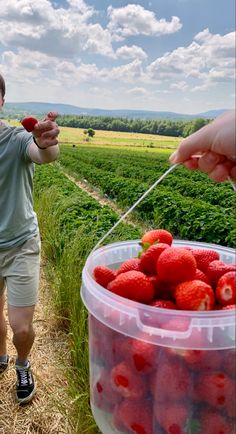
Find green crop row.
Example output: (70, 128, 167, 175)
(59, 145, 235, 209)
(58, 146, 235, 247)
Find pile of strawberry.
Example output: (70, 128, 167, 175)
(90, 229, 236, 434)
(90, 316, 235, 434)
(93, 228, 236, 311)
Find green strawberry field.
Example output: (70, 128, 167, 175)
(33, 131, 235, 433)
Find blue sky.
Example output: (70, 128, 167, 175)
(0, 0, 235, 113)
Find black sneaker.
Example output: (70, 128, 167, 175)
(0, 355, 9, 376)
(15, 362, 36, 404)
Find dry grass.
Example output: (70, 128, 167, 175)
(0, 263, 75, 434)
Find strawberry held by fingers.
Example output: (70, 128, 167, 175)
(21, 116, 38, 132)
(45, 111, 58, 121)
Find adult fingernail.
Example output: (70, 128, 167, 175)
(169, 151, 179, 163)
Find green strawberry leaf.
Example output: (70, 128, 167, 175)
(138, 241, 150, 252)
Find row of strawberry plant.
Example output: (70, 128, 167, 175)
(59, 145, 235, 208)
(34, 164, 142, 248)
(58, 149, 235, 247)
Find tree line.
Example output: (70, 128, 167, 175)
(57, 115, 211, 137)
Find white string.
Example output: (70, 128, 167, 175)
(92, 163, 179, 252)
(228, 176, 236, 192)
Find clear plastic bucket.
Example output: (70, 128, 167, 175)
(81, 240, 236, 434)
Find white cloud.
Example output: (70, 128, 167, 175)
(0, 0, 115, 58)
(146, 29, 235, 87)
(107, 4, 182, 38)
(116, 45, 147, 60)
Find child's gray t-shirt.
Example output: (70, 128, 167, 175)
(0, 123, 39, 249)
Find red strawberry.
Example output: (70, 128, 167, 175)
(157, 247, 197, 284)
(191, 248, 220, 272)
(140, 243, 170, 275)
(222, 349, 236, 379)
(198, 409, 233, 434)
(21, 116, 38, 132)
(46, 111, 58, 120)
(117, 258, 141, 275)
(141, 229, 173, 247)
(150, 299, 176, 309)
(111, 361, 147, 400)
(109, 271, 155, 304)
(216, 271, 236, 306)
(113, 399, 153, 434)
(195, 371, 234, 410)
(148, 275, 175, 300)
(175, 280, 215, 310)
(129, 338, 157, 374)
(153, 358, 191, 402)
(93, 265, 116, 288)
(163, 318, 209, 367)
(222, 304, 236, 310)
(155, 402, 189, 434)
(207, 260, 236, 288)
(92, 369, 122, 412)
(195, 268, 211, 284)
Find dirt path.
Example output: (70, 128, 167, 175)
(0, 260, 74, 434)
(59, 166, 148, 232)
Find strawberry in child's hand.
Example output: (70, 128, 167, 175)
(93, 265, 116, 289)
(157, 247, 197, 284)
(141, 228, 173, 247)
(139, 243, 170, 275)
(216, 271, 236, 306)
(46, 111, 58, 121)
(191, 248, 220, 273)
(117, 258, 141, 275)
(207, 260, 236, 288)
(113, 399, 153, 434)
(109, 270, 155, 304)
(175, 280, 215, 310)
(21, 116, 38, 132)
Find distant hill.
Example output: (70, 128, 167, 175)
(2, 101, 228, 120)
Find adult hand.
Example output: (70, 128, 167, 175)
(169, 110, 236, 182)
